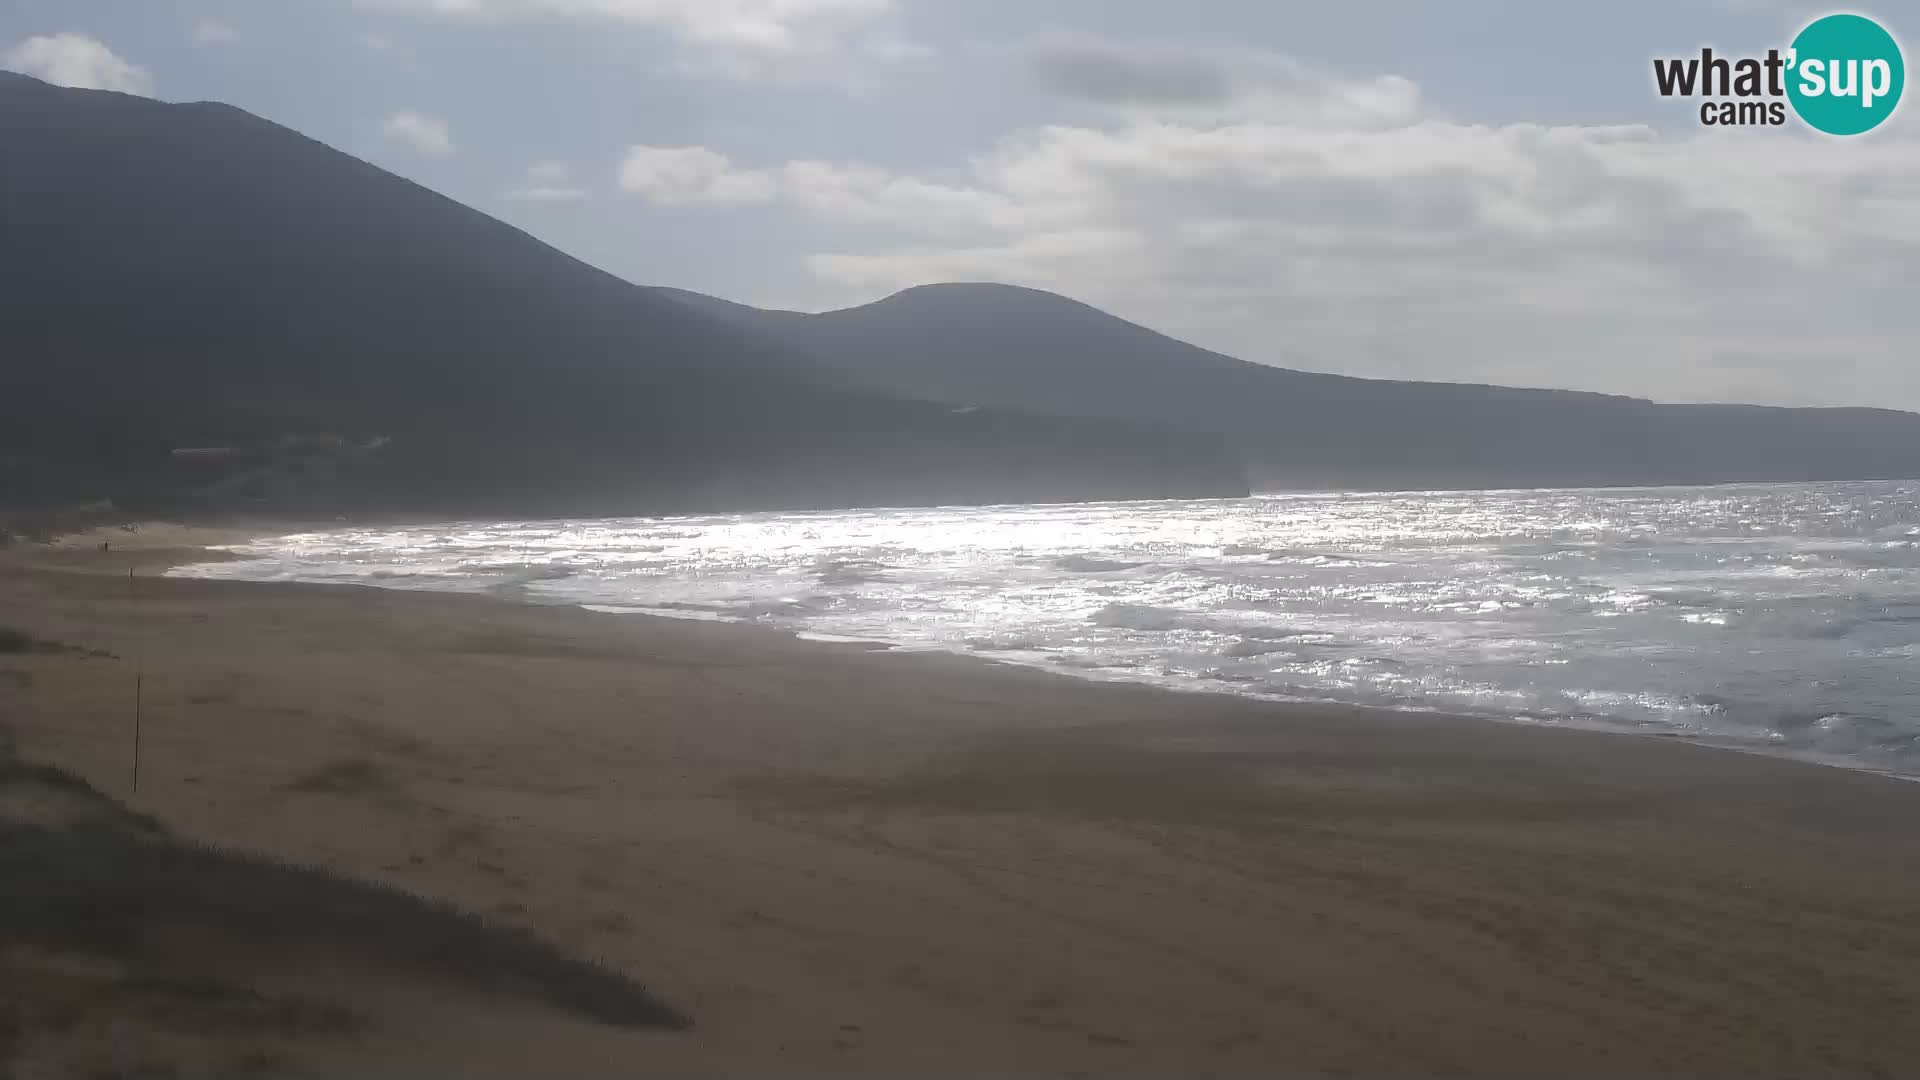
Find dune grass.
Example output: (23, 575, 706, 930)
(0, 755, 687, 1035)
(0, 626, 115, 658)
(0, 627, 61, 654)
(286, 757, 394, 794)
(0, 757, 166, 835)
(0, 824, 688, 1030)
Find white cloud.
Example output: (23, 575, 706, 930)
(357, 0, 890, 52)
(381, 110, 453, 156)
(355, 0, 917, 82)
(629, 36, 1920, 408)
(1022, 33, 1230, 107)
(781, 161, 1027, 231)
(505, 160, 588, 201)
(617, 145, 776, 205)
(506, 187, 588, 202)
(2, 33, 153, 95)
(860, 33, 932, 64)
(192, 17, 238, 45)
(1020, 34, 1420, 128)
(619, 150, 1021, 227)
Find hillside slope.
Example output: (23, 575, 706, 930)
(658, 282, 1920, 490)
(0, 74, 1245, 514)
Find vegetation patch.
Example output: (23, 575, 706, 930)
(0, 758, 165, 836)
(286, 758, 394, 795)
(0, 627, 116, 659)
(0, 823, 687, 1030)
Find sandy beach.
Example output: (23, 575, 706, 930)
(7, 527, 1920, 1078)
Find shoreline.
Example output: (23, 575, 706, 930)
(572, 602, 1920, 785)
(9, 530, 1920, 1075)
(152, 524, 1920, 787)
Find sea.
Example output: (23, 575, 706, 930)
(170, 480, 1920, 778)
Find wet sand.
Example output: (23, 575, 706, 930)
(5, 528, 1920, 1077)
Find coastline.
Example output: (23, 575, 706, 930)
(160, 520, 1920, 784)
(7, 530, 1920, 1076)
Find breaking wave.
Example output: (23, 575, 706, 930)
(175, 480, 1920, 777)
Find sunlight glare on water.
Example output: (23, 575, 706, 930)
(173, 481, 1920, 776)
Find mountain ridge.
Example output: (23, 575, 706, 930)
(663, 281, 1671, 405)
(0, 74, 1247, 514)
(655, 283, 1920, 490)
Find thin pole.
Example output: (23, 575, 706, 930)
(129, 565, 142, 796)
(132, 670, 143, 795)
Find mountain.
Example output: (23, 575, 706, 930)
(657, 282, 1920, 491)
(0, 72, 1245, 516)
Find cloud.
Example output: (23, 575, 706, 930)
(356, 0, 917, 82)
(504, 160, 587, 201)
(618, 149, 1025, 228)
(780, 161, 1026, 231)
(859, 33, 932, 64)
(357, 0, 891, 52)
(617, 145, 776, 205)
(1020, 35, 1419, 127)
(1023, 33, 1229, 106)
(2, 33, 153, 95)
(192, 17, 238, 45)
(630, 37, 1920, 408)
(381, 110, 453, 156)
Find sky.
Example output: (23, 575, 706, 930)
(4, 0, 1917, 410)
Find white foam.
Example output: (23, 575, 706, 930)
(169, 479, 1920, 777)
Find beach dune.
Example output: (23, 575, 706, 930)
(5, 532, 1920, 1077)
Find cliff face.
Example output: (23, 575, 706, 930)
(0, 73, 1246, 516)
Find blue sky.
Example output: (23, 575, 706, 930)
(6, 1, 1918, 410)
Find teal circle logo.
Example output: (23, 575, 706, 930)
(1787, 14, 1905, 135)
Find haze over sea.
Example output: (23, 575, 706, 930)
(174, 481, 1920, 777)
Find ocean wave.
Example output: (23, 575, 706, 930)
(1217, 619, 1333, 638)
(1197, 670, 1266, 684)
(168, 479, 1920, 778)
(485, 564, 579, 591)
(1643, 588, 1723, 608)
(1864, 602, 1920, 625)
(813, 559, 891, 586)
(1788, 541, 1920, 570)
(1222, 640, 1299, 658)
(1088, 603, 1187, 631)
(1055, 555, 1146, 573)
(1049, 655, 1142, 670)
(963, 636, 1055, 652)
